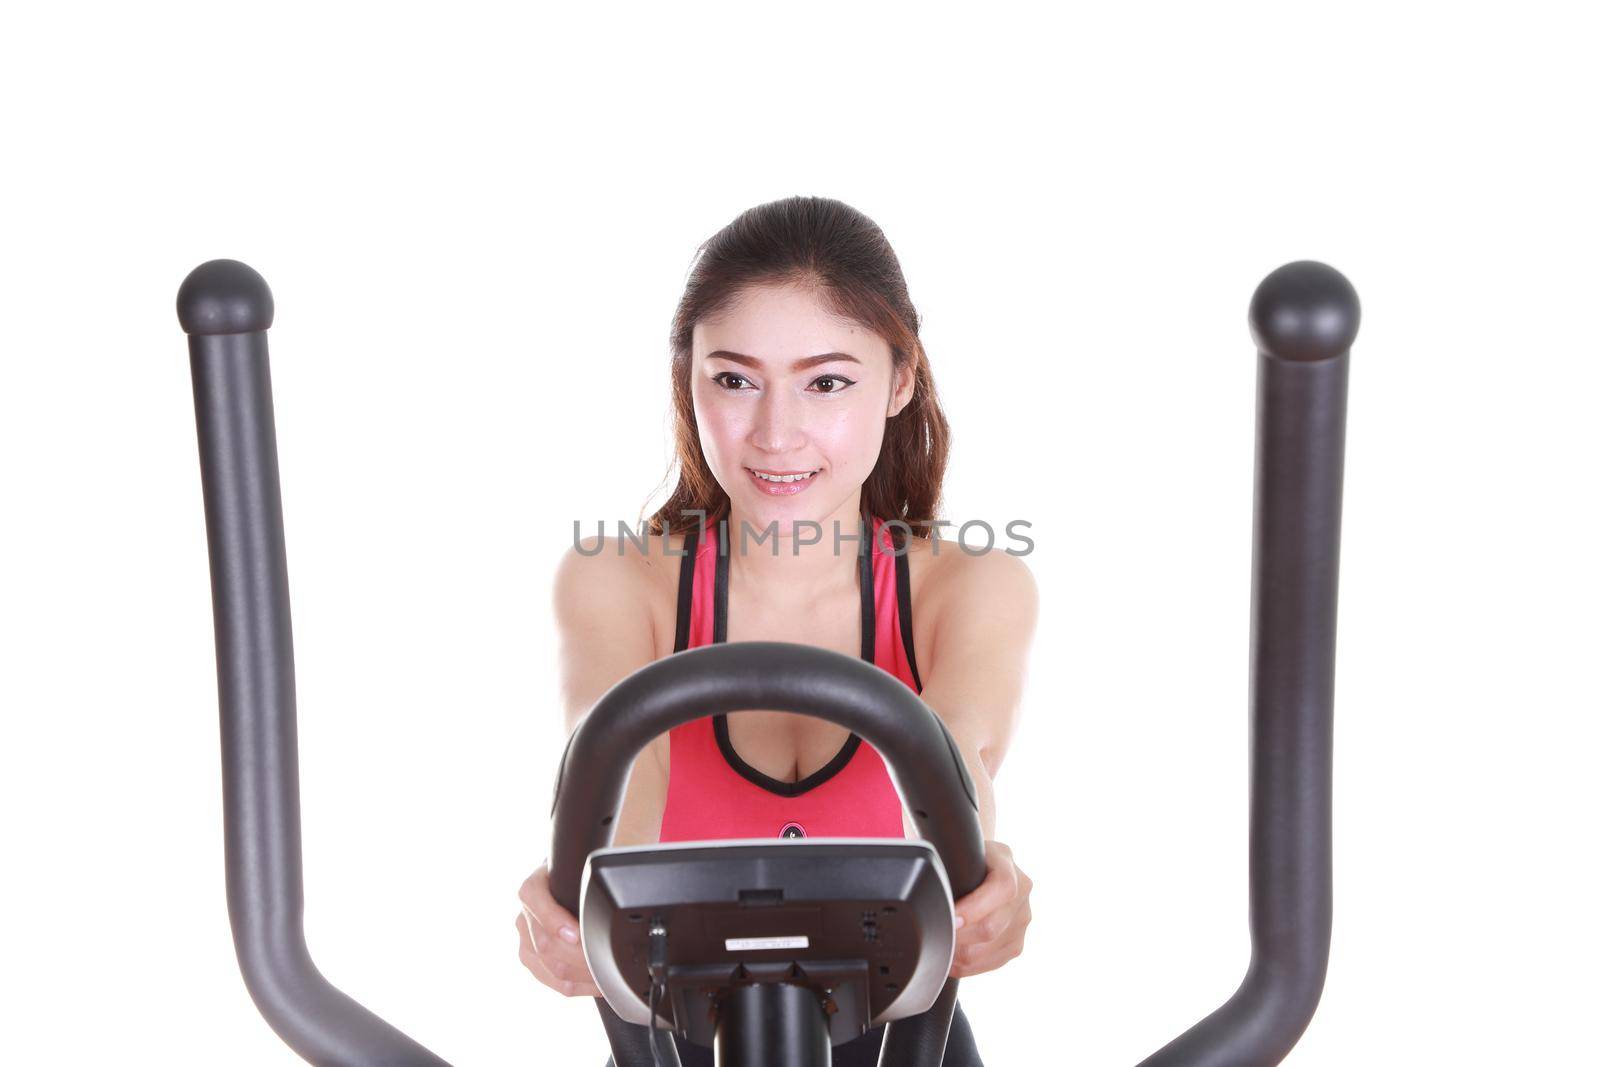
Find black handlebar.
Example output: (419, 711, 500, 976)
(181, 259, 451, 1066)
(1137, 261, 1357, 1066)
(548, 640, 988, 909)
(548, 640, 989, 1067)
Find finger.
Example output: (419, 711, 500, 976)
(518, 870, 581, 945)
(957, 863, 1022, 944)
(519, 939, 589, 996)
(955, 845, 1023, 926)
(517, 868, 545, 907)
(956, 894, 1019, 955)
(958, 905, 1015, 949)
(953, 856, 1018, 929)
(954, 881, 1017, 944)
(951, 900, 1030, 978)
(961, 910, 1027, 963)
(517, 916, 601, 997)
(518, 910, 595, 987)
(516, 913, 567, 989)
(516, 910, 534, 952)
(516, 909, 552, 960)
(970, 865, 1030, 948)
(951, 923, 1027, 978)
(517, 869, 558, 919)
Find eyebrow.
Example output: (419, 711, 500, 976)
(706, 350, 862, 370)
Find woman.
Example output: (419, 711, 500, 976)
(516, 195, 1038, 1065)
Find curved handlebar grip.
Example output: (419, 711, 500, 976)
(547, 640, 988, 908)
(1138, 261, 1358, 1067)
(183, 261, 452, 1066)
(548, 641, 989, 1067)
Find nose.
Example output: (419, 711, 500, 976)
(750, 388, 806, 454)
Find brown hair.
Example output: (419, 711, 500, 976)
(641, 195, 950, 540)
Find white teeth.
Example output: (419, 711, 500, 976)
(751, 469, 817, 483)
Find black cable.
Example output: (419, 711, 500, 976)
(647, 980, 664, 1067)
(647, 921, 670, 1067)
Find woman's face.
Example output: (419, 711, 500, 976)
(691, 282, 913, 538)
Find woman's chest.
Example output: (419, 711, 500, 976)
(719, 591, 866, 782)
(642, 538, 942, 783)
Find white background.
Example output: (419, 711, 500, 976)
(3, 2, 1597, 1063)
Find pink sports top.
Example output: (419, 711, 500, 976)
(656, 509, 924, 843)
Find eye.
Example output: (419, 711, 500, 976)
(811, 374, 856, 394)
(712, 371, 754, 391)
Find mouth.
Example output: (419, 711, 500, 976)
(745, 467, 821, 484)
(744, 466, 822, 495)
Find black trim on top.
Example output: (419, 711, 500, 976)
(712, 717, 864, 798)
(706, 510, 876, 798)
(857, 515, 876, 661)
(672, 522, 699, 654)
(713, 515, 729, 644)
(891, 524, 924, 693)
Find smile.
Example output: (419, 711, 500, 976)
(747, 468, 819, 483)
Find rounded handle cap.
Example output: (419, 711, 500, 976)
(177, 259, 274, 336)
(1249, 260, 1360, 362)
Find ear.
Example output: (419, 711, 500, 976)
(887, 362, 916, 418)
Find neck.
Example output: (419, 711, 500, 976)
(722, 492, 872, 605)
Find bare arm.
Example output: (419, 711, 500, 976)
(913, 546, 1040, 978)
(917, 546, 1039, 835)
(552, 535, 669, 845)
(517, 535, 669, 999)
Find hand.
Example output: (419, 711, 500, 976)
(949, 839, 1032, 979)
(516, 863, 602, 998)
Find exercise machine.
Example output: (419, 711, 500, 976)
(178, 258, 1358, 1065)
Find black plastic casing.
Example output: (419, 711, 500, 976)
(581, 840, 956, 1048)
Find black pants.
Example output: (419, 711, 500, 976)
(605, 1001, 983, 1066)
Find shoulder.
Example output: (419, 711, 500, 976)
(554, 532, 638, 598)
(552, 533, 690, 764)
(916, 538, 1040, 651)
(552, 529, 691, 640)
(554, 528, 692, 596)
